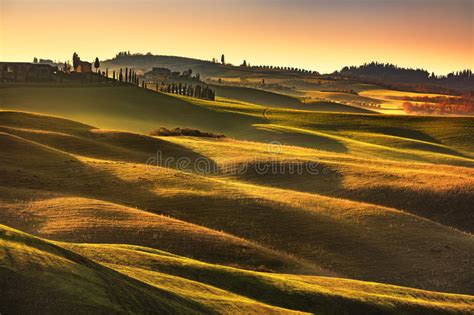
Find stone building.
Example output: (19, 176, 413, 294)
(75, 61, 92, 73)
(0, 62, 57, 82)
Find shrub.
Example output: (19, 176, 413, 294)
(149, 127, 225, 138)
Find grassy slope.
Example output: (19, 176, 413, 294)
(0, 111, 473, 296)
(212, 84, 374, 113)
(0, 225, 291, 314)
(2, 86, 473, 165)
(2, 224, 473, 314)
(358, 89, 458, 114)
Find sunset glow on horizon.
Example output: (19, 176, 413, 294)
(1, 0, 472, 75)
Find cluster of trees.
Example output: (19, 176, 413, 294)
(149, 127, 224, 138)
(112, 67, 140, 85)
(211, 55, 316, 74)
(339, 62, 431, 81)
(445, 69, 473, 80)
(402, 96, 474, 115)
(116, 51, 132, 57)
(337, 63, 474, 96)
(115, 51, 156, 58)
(211, 54, 227, 65)
(249, 64, 317, 74)
(160, 83, 215, 101)
(337, 62, 474, 93)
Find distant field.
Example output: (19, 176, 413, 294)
(212, 84, 374, 113)
(2, 86, 473, 166)
(306, 90, 382, 111)
(358, 89, 456, 114)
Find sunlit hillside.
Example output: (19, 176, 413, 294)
(0, 109, 473, 299)
(1, 83, 473, 314)
(3, 224, 474, 314)
(2, 0, 472, 313)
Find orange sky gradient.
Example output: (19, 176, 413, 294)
(1, 0, 472, 74)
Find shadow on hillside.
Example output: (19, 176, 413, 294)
(0, 125, 221, 175)
(369, 127, 471, 159)
(230, 156, 474, 233)
(0, 132, 392, 279)
(0, 111, 95, 134)
(86, 130, 222, 174)
(2, 130, 473, 294)
(304, 101, 376, 114)
(338, 186, 474, 233)
(372, 127, 442, 144)
(248, 126, 348, 153)
(212, 85, 302, 108)
(0, 229, 214, 314)
(224, 160, 344, 197)
(0, 86, 266, 137)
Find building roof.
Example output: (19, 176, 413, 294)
(1, 62, 57, 72)
(0, 62, 54, 68)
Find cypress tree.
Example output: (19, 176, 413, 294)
(94, 57, 100, 72)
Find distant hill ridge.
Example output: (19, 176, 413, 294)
(337, 62, 474, 93)
(101, 52, 319, 78)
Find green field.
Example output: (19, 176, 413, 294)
(211, 84, 376, 113)
(2, 86, 473, 164)
(1, 85, 473, 313)
(3, 224, 473, 314)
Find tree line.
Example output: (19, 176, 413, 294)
(106, 66, 216, 101)
(159, 83, 215, 101)
(403, 96, 474, 115)
(110, 67, 140, 85)
(338, 62, 473, 83)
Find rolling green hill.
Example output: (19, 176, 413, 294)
(211, 84, 375, 113)
(2, 86, 473, 166)
(2, 224, 474, 314)
(0, 84, 473, 313)
(0, 110, 473, 298)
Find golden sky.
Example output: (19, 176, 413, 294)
(1, 0, 472, 74)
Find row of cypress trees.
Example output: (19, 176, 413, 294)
(159, 83, 215, 101)
(107, 68, 215, 101)
(110, 67, 139, 85)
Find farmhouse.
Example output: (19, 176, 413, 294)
(151, 67, 171, 76)
(75, 61, 92, 73)
(0, 62, 57, 82)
